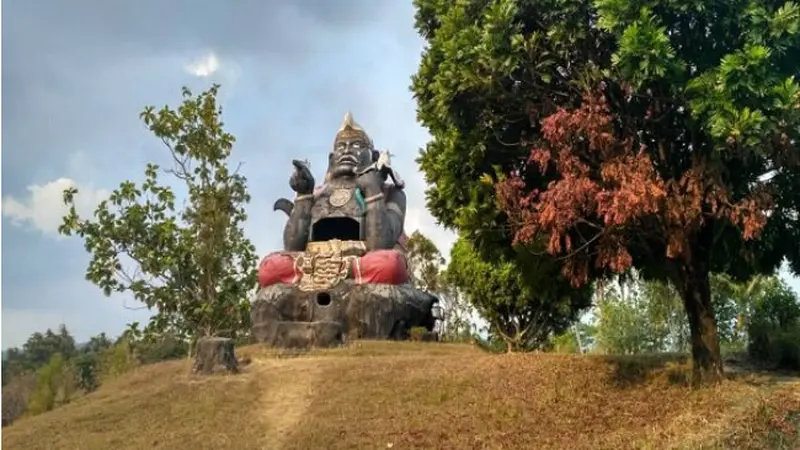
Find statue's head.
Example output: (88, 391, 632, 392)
(328, 112, 376, 179)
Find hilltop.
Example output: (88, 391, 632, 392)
(2, 341, 799, 450)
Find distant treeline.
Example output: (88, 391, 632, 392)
(1, 325, 191, 427)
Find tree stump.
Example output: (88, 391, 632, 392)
(192, 337, 239, 375)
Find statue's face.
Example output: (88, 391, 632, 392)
(329, 138, 372, 178)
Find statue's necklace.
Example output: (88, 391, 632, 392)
(328, 188, 353, 207)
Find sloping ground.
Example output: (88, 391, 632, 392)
(3, 342, 799, 450)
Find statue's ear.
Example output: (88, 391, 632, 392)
(328, 152, 334, 165)
(371, 149, 380, 162)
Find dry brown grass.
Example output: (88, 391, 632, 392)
(3, 341, 798, 450)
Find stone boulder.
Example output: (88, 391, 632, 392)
(251, 281, 437, 349)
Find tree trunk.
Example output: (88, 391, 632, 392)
(673, 262, 724, 385)
(192, 337, 239, 375)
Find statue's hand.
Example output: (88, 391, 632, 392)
(289, 159, 315, 195)
(356, 167, 385, 197)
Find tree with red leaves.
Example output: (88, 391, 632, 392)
(412, 0, 800, 383)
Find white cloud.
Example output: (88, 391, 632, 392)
(184, 52, 220, 77)
(2, 178, 110, 235)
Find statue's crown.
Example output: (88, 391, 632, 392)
(334, 112, 373, 148)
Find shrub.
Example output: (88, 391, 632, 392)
(409, 327, 429, 342)
(27, 353, 71, 415)
(135, 333, 189, 365)
(551, 331, 580, 353)
(770, 324, 800, 370)
(72, 353, 100, 392)
(747, 281, 800, 370)
(99, 341, 136, 381)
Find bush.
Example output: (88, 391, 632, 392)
(747, 280, 800, 370)
(72, 353, 100, 392)
(27, 353, 72, 416)
(775, 326, 800, 370)
(135, 333, 189, 365)
(749, 322, 800, 370)
(551, 331, 580, 353)
(99, 341, 136, 381)
(473, 336, 507, 354)
(409, 327, 429, 342)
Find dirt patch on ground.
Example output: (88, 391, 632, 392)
(253, 357, 326, 450)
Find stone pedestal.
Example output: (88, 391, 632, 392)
(251, 281, 437, 349)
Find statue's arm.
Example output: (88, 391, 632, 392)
(363, 186, 405, 251)
(385, 187, 406, 245)
(282, 194, 313, 251)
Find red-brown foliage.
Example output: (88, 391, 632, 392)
(497, 92, 771, 286)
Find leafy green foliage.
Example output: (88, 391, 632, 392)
(1, 325, 193, 426)
(746, 277, 800, 369)
(594, 277, 687, 354)
(590, 273, 799, 359)
(550, 330, 581, 353)
(2, 326, 77, 385)
(72, 353, 100, 392)
(27, 353, 72, 416)
(409, 327, 430, 341)
(436, 274, 479, 343)
(446, 237, 591, 351)
(134, 333, 189, 365)
(405, 230, 446, 292)
(404, 230, 479, 342)
(411, 0, 800, 382)
(99, 340, 136, 380)
(59, 85, 258, 341)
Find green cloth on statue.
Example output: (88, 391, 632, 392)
(355, 188, 366, 211)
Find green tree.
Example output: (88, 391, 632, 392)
(593, 274, 752, 355)
(59, 85, 258, 343)
(405, 230, 446, 292)
(27, 353, 70, 415)
(21, 326, 76, 368)
(412, 0, 800, 383)
(639, 279, 689, 352)
(594, 280, 667, 354)
(447, 237, 591, 352)
(405, 230, 477, 341)
(99, 339, 136, 380)
(2, 325, 78, 383)
(746, 277, 800, 369)
(72, 352, 100, 393)
(134, 332, 189, 365)
(710, 273, 775, 348)
(82, 332, 113, 355)
(437, 272, 479, 342)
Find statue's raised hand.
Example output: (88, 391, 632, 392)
(289, 159, 315, 195)
(356, 165, 385, 197)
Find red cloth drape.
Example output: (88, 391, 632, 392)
(258, 249, 409, 288)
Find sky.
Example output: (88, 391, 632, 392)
(1, 0, 459, 349)
(1, 1, 798, 350)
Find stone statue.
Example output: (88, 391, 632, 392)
(250, 112, 437, 348)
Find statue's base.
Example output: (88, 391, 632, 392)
(251, 281, 437, 349)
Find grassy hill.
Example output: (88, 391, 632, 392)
(2, 341, 799, 450)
